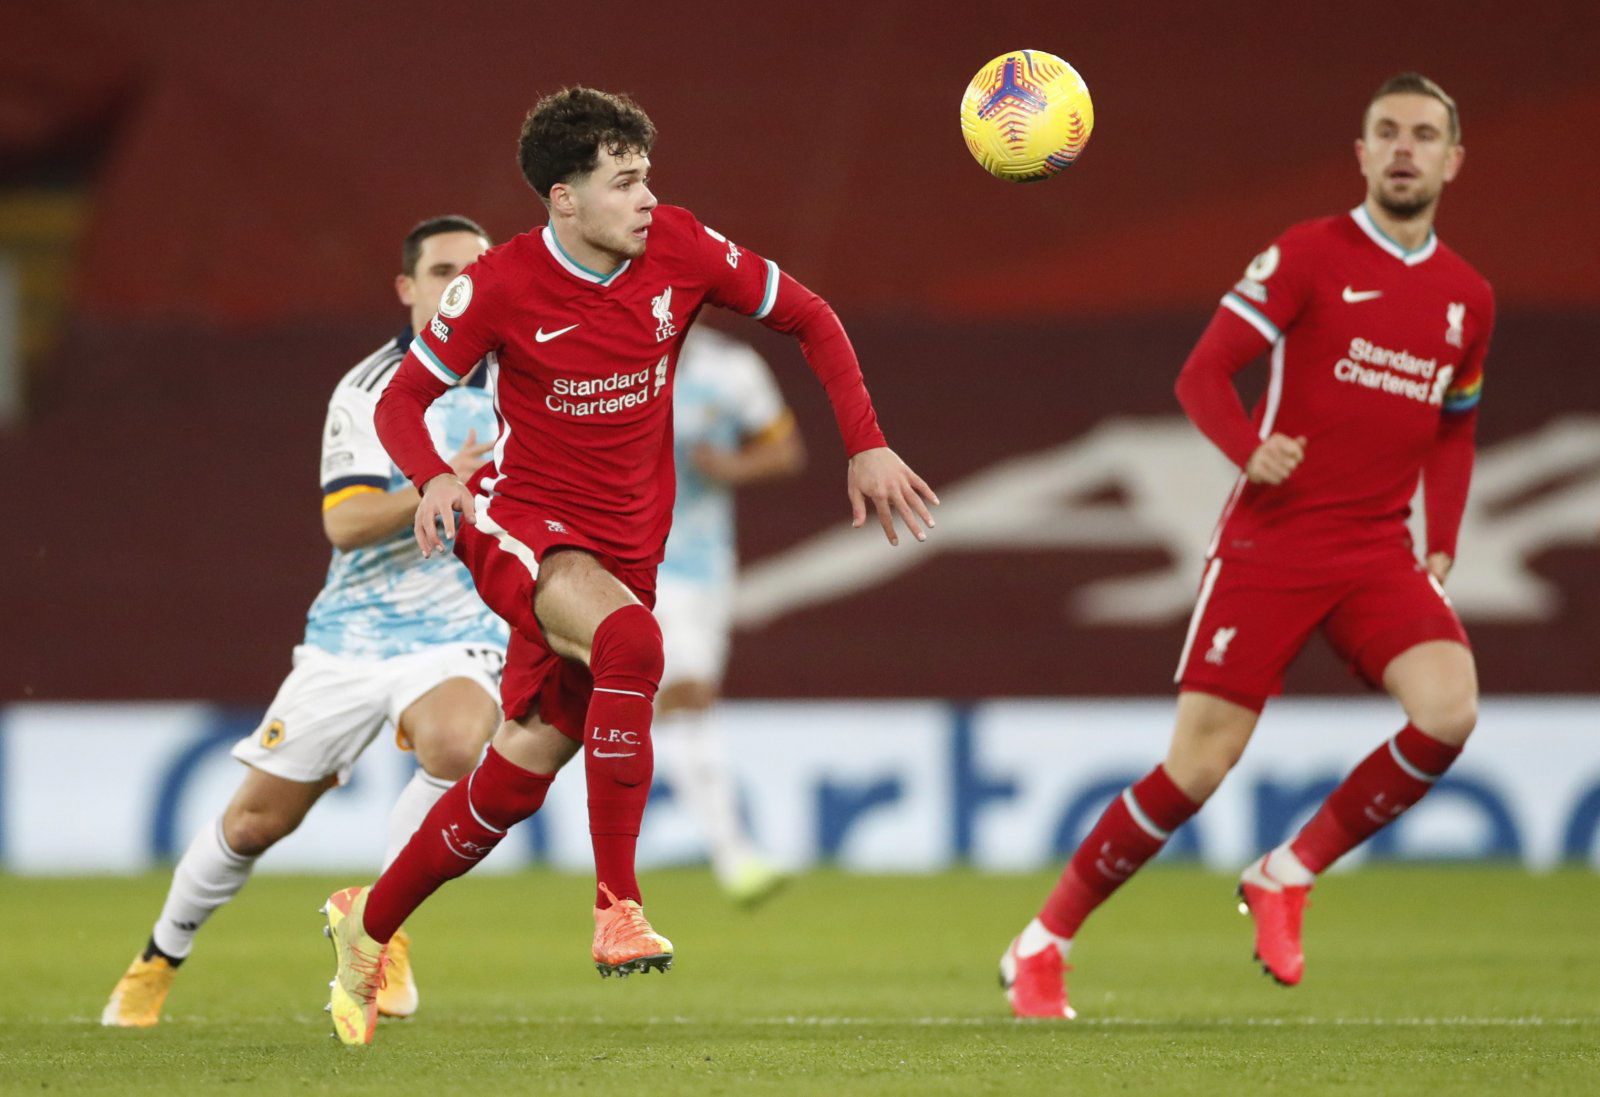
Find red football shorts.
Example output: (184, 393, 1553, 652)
(452, 493, 656, 740)
(1174, 548, 1469, 712)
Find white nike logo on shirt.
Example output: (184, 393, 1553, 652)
(1341, 287, 1383, 303)
(535, 323, 580, 342)
(592, 748, 638, 759)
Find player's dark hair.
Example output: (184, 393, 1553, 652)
(402, 215, 490, 276)
(518, 86, 657, 200)
(1366, 72, 1460, 143)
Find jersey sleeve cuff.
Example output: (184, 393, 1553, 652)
(321, 483, 387, 511)
(409, 459, 455, 495)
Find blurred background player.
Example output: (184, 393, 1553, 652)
(326, 86, 936, 1045)
(653, 326, 804, 904)
(102, 216, 505, 1027)
(1000, 73, 1493, 1018)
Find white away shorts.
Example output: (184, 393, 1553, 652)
(232, 643, 503, 784)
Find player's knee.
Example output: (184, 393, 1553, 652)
(1412, 693, 1477, 747)
(1166, 713, 1252, 802)
(1170, 748, 1240, 804)
(415, 727, 486, 781)
(592, 604, 664, 692)
(221, 803, 296, 857)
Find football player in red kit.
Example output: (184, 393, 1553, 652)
(321, 87, 938, 1045)
(1001, 73, 1493, 1019)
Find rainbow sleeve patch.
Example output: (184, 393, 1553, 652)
(1442, 373, 1483, 413)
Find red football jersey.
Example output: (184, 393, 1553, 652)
(377, 205, 884, 568)
(1191, 206, 1494, 568)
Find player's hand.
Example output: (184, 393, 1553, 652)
(847, 446, 939, 546)
(1426, 551, 1453, 584)
(447, 429, 495, 483)
(415, 473, 476, 558)
(1245, 434, 1308, 485)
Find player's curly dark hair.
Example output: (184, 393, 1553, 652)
(518, 87, 657, 200)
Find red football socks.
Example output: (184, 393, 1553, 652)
(1290, 723, 1460, 874)
(583, 604, 663, 908)
(1040, 765, 1200, 939)
(363, 747, 553, 942)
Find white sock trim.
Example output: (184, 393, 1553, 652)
(212, 817, 255, 866)
(1121, 788, 1170, 840)
(1387, 736, 1438, 783)
(1265, 844, 1315, 887)
(1017, 917, 1072, 960)
(463, 770, 507, 835)
(593, 686, 648, 699)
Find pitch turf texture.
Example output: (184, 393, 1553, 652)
(6, 868, 1595, 1095)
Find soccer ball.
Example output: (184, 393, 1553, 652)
(959, 51, 1094, 182)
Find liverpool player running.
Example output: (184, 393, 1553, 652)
(1000, 73, 1492, 1019)
(322, 87, 936, 1044)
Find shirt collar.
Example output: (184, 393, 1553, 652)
(1350, 204, 1437, 266)
(542, 224, 630, 285)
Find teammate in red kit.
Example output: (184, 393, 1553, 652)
(320, 87, 938, 1045)
(1000, 73, 1493, 1019)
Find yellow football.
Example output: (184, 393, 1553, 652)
(960, 50, 1094, 182)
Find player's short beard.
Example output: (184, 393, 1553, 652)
(1375, 183, 1437, 221)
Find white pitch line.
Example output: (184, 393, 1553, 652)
(76, 1014, 1599, 1028)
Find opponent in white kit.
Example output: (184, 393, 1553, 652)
(103, 216, 506, 1027)
(654, 326, 804, 903)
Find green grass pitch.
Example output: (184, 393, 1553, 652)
(5, 866, 1595, 1095)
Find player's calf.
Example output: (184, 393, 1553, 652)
(584, 604, 663, 908)
(362, 747, 555, 943)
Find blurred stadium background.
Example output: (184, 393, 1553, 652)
(4, 1, 1596, 876)
(5, 4, 1598, 1091)
(3, 0, 1599, 1066)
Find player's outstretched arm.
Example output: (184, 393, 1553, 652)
(848, 446, 939, 546)
(734, 267, 938, 543)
